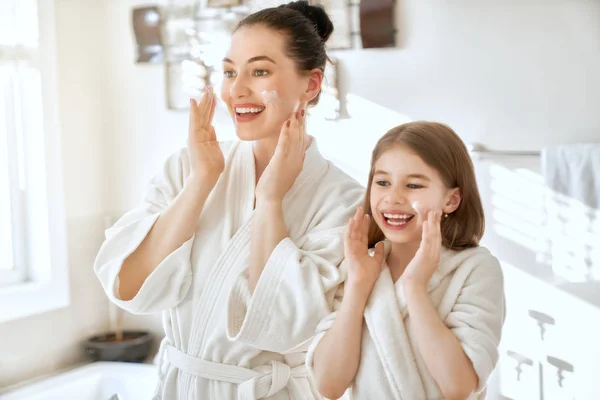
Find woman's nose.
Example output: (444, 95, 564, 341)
(229, 75, 251, 99)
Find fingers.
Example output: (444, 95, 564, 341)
(189, 98, 197, 137)
(351, 208, 363, 242)
(199, 87, 214, 129)
(189, 87, 214, 142)
(430, 210, 442, 237)
(421, 217, 429, 243)
(345, 216, 362, 250)
(420, 210, 434, 247)
(373, 241, 385, 267)
(349, 206, 370, 244)
(275, 103, 307, 163)
(432, 210, 443, 252)
(354, 205, 364, 221)
(289, 112, 299, 150)
(345, 217, 354, 243)
(296, 102, 307, 151)
(421, 210, 442, 256)
(207, 126, 217, 142)
(362, 213, 370, 244)
(275, 121, 290, 159)
(207, 89, 217, 128)
(287, 102, 307, 155)
(289, 108, 303, 156)
(415, 205, 430, 224)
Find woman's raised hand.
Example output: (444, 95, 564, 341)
(187, 87, 224, 184)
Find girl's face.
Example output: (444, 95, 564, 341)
(221, 25, 317, 141)
(369, 144, 460, 245)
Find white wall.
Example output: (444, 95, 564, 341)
(333, 0, 600, 152)
(2, 0, 599, 389)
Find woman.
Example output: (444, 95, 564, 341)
(94, 1, 363, 399)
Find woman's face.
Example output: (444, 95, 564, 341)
(369, 144, 460, 246)
(221, 25, 316, 141)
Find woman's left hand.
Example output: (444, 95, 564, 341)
(255, 103, 308, 204)
(403, 210, 443, 288)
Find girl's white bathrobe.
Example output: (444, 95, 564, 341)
(307, 242, 505, 400)
(94, 139, 364, 399)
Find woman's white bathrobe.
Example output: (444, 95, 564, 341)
(94, 139, 364, 399)
(307, 242, 505, 400)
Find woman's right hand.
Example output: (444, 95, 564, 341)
(344, 206, 385, 296)
(187, 86, 224, 184)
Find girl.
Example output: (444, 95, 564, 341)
(94, 2, 364, 399)
(308, 122, 505, 400)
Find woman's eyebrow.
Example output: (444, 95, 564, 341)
(222, 55, 277, 65)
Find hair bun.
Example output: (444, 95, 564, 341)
(284, 1, 334, 43)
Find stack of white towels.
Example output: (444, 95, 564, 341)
(540, 143, 600, 282)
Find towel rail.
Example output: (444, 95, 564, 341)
(467, 142, 540, 157)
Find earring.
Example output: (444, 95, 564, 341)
(444, 213, 448, 218)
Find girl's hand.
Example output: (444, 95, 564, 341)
(403, 210, 443, 288)
(255, 103, 308, 204)
(344, 206, 385, 295)
(187, 86, 224, 184)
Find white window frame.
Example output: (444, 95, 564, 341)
(0, 0, 69, 323)
(0, 58, 28, 287)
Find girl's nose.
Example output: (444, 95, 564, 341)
(385, 190, 407, 205)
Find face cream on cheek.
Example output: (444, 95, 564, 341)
(261, 89, 298, 111)
(412, 200, 443, 220)
(412, 200, 424, 214)
(412, 200, 434, 219)
(261, 89, 279, 105)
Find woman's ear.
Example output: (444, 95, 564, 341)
(299, 68, 323, 103)
(443, 188, 461, 214)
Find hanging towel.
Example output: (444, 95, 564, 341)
(540, 144, 600, 282)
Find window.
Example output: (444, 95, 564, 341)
(0, 0, 41, 287)
(0, 0, 69, 322)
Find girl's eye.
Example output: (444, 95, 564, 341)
(253, 69, 268, 77)
(375, 180, 390, 187)
(224, 70, 235, 78)
(407, 184, 423, 189)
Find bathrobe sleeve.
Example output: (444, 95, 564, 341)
(304, 282, 344, 375)
(94, 145, 228, 315)
(226, 185, 362, 353)
(444, 255, 505, 393)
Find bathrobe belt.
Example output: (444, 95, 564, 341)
(166, 345, 309, 399)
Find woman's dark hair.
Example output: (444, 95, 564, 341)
(235, 1, 333, 105)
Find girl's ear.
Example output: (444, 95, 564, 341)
(443, 188, 461, 214)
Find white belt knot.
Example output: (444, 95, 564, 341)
(238, 360, 291, 399)
(165, 345, 308, 400)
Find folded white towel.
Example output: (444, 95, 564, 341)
(540, 143, 600, 281)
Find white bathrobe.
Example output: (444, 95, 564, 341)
(306, 243, 505, 400)
(94, 139, 364, 399)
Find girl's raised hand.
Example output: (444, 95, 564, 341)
(344, 206, 385, 293)
(403, 210, 443, 287)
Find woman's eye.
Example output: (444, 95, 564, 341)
(254, 70, 268, 77)
(223, 70, 235, 78)
(407, 184, 423, 189)
(375, 180, 390, 187)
